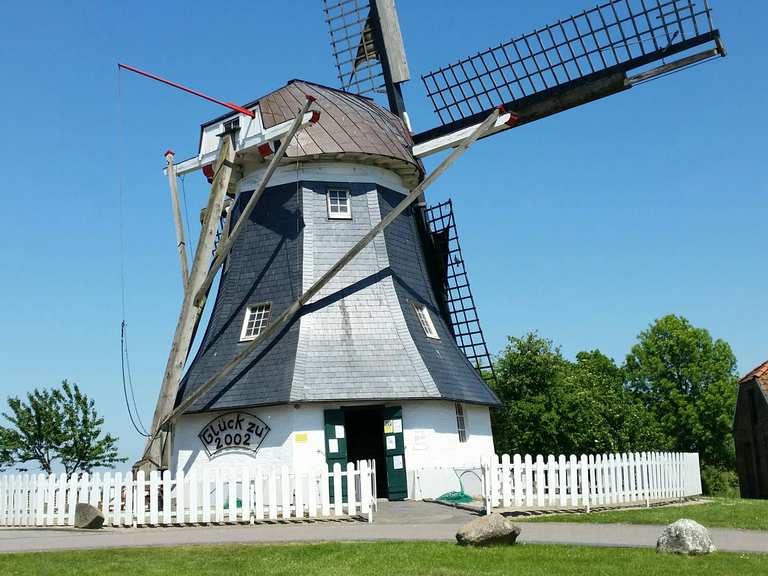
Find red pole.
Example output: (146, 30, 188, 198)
(117, 63, 256, 118)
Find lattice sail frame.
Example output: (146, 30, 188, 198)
(424, 200, 496, 384)
(323, 0, 386, 97)
(421, 0, 719, 125)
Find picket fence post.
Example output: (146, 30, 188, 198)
(254, 469, 264, 521)
(501, 454, 511, 508)
(228, 468, 238, 523)
(546, 455, 557, 506)
(522, 454, 532, 507)
(594, 455, 603, 506)
(359, 460, 369, 516)
(579, 455, 590, 512)
(556, 455, 566, 507)
(512, 454, 523, 507)
(346, 462, 356, 517)
(331, 463, 342, 517)
(241, 468, 251, 523)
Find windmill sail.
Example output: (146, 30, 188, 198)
(424, 200, 496, 383)
(323, 0, 410, 118)
(414, 0, 724, 151)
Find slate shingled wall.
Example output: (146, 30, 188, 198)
(176, 178, 499, 413)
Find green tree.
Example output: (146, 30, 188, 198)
(491, 332, 567, 456)
(490, 334, 667, 457)
(560, 350, 667, 454)
(624, 315, 738, 469)
(0, 388, 63, 473)
(0, 380, 126, 476)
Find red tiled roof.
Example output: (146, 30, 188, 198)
(740, 361, 768, 392)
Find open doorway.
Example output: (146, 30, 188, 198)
(344, 405, 388, 498)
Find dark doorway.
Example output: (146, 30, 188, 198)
(344, 406, 388, 498)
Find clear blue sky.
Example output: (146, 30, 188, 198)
(0, 1, 765, 464)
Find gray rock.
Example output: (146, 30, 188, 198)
(74, 502, 104, 529)
(456, 512, 521, 546)
(656, 519, 715, 555)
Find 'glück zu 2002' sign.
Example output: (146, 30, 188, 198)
(198, 412, 270, 458)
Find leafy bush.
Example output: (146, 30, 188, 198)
(701, 466, 740, 498)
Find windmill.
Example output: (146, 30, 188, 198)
(132, 0, 725, 500)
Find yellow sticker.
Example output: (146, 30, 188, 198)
(295, 433, 308, 443)
(383, 419, 394, 434)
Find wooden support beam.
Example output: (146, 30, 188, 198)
(193, 97, 316, 308)
(164, 151, 189, 292)
(627, 48, 722, 86)
(157, 108, 500, 429)
(141, 135, 237, 469)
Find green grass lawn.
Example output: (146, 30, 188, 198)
(520, 498, 768, 531)
(0, 542, 765, 576)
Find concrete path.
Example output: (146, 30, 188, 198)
(1, 501, 767, 554)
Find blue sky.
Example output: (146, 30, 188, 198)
(0, 1, 765, 464)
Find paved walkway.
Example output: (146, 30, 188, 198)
(1, 502, 767, 554)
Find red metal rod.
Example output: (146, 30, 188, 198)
(117, 63, 255, 118)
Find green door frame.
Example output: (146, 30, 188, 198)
(382, 406, 407, 500)
(323, 404, 408, 501)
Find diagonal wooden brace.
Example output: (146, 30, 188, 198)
(140, 135, 236, 469)
(157, 108, 501, 431)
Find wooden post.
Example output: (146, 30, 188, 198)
(162, 109, 500, 427)
(164, 151, 190, 291)
(141, 135, 237, 469)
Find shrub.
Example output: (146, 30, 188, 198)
(701, 465, 740, 498)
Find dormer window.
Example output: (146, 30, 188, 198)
(240, 303, 271, 341)
(221, 117, 241, 149)
(327, 189, 351, 219)
(413, 303, 439, 339)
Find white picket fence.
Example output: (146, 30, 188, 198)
(0, 460, 376, 527)
(482, 452, 701, 513)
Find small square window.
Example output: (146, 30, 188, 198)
(327, 189, 352, 219)
(455, 403, 468, 443)
(222, 117, 240, 132)
(240, 303, 271, 341)
(413, 303, 439, 339)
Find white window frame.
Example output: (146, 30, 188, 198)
(455, 403, 468, 443)
(239, 302, 272, 342)
(413, 303, 439, 339)
(326, 188, 352, 219)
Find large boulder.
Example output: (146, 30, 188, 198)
(656, 519, 715, 555)
(456, 513, 521, 546)
(74, 502, 105, 529)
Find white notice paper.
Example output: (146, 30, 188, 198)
(328, 438, 339, 454)
(335, 425, 345, 439)
(386, 435, 396, 450)
(393, 419, 402, 433)
(393, 455, 404, 470)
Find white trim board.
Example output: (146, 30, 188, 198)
(239, 162, 409, 195)
(412, 111, 517, 159)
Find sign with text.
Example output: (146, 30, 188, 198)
(198, 412, 270, 458)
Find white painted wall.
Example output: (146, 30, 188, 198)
(173, 404, 326, 478)
(403, 402, 495, 499)
(172, 400, 495, 500)
(199, 105, 264, 158)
